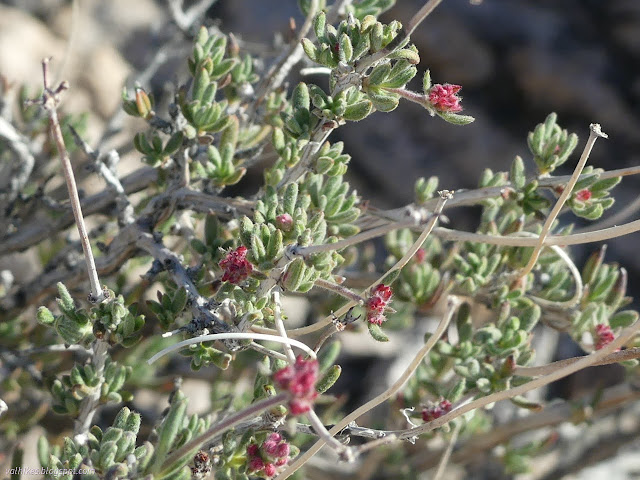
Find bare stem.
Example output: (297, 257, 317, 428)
(275, 296, 461, 479)
(513, 347, 640, 377)
(432, 421, 461, 480)
(432, 220, 640, 247)
(31, 58, 103, 303)
(147, 332, 316, 365)
(273, 289, 296, 364)
(314, 278, 365, 303)
(517, 124, 608, 281)
(294, 219, 415, 256)
(357, 0, 444, 72)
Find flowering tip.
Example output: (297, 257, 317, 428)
(575, 188, 592, 202)
(274, 356, 319, 415)
(247, 431, 292, 478)
(366, 284, 393, 325)
(219, 245, 253, 284)
(421, 399, 452, 422)
(428, 84, 463, 113)
(275, 213, 294, 232)
(594, 323, 615, 350)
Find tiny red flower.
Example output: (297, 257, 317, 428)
(415, 248, 427, 264)
(594, 323, 615, 350)
(219, 246, 253, 284)
(575, 189, 592, 202)
(421, 399, 452, 422)
(276, 213, 294, 232)
(264, 464, 277, 477)
(428, 84, 463, 113)
(247, 433, 291, 478)
(366, 284, 393, 325)
(274, 356, 319, 414)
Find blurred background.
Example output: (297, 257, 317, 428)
(1, 0, 639, 478)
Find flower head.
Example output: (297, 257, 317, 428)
(366, 284, 393, 325)
(428, 84, 463, 113)
(421, 399, 452, 422)
(594, 323, 615, 350)
(275, 213, 294, 232)
(273, 356, 319, 414)
(575, 189, 592, 202)
(246, 433, 291, 478)
(219, 246, 253, 284)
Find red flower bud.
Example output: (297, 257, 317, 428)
(428, 84, 463, 113)
(421, 399, 453, 422)
(575, 189, 592, 202)
(366, 284, 393, 325)
(219, 246, 253, 284)
(274, 356, 319, 415)
(276, 213, 294, 232)
(594, 323, 615, 350)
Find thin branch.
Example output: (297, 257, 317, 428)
(273, 289, 296, 364)
(517, 123, 608, 280)
(275, 296, 461, 479)
(431, 218, 640, 247)
(0, 116, 36, 206)
(314, 278, 365, 303)
(249, 341, 289, 362)
(68, 126, 134, 225)
(294, 219, 415, 256)
(74, 340, 109, 441)
(356, 0, 444, 72)
(432, 421, 461, 480)
(396, 315, 640, 441)
(28, 58, 103, 303)
(248, 0, 319, 118)
(382, 191, 452, 280)
(147, 332, 316, 365)
(528, 243, 583, 309)
(513, 347, 640, 377)
(167, 0, 219, 32)
(26, 58, 110, 445)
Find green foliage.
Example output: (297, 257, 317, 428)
(527, 112, 579, 175)
(50, 358, 132, 415)
(7, 4, 639, 480)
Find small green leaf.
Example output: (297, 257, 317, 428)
(437, 111, 475, 125)
(316, 365, 341, 393)
(368, 322, 389, 342)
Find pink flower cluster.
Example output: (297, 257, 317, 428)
(247, 433, 291, 478)
(421, 399, 452, 422)
(428, 84, 463, 113)
(275, 213, 294, 232)
(366, 284, 393, 325)
(273, 356, 319, 414)
(575, 188, 592, 202)
(219, 246, 253, 284)
(594, 323, 615, 350)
